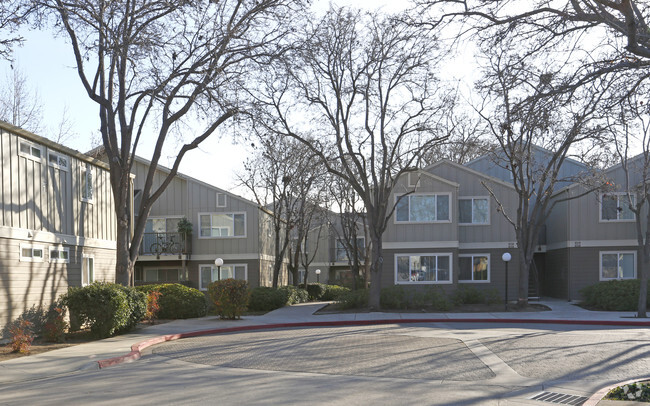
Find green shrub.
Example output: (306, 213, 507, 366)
(452, 285, 493, 305)
(1, 304, 47, 339)
(380, 286, 407, 309)
(305, 283, 326, 301)
(248, 287, 287, 311)
(279, 285, 309, 305)
(136, 284, 208, 319)
(43, 305, 68, 343)
(208, 279, 249, 320)
(63, 282, 146, 338)
(484, 288, 501, 305)
(321, 285, 351, 301)
(336, 289, 368, 310)
(581, 280, 650, 311)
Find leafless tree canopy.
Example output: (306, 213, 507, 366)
(0, 0, 33, 61)
(34, 0, 305, 284)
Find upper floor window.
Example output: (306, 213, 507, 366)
(49, 246, 70, 263)
(199, 213, 245, 238)
(48, 151, 70, 171)
(600, 251, 635, 280)
(459, 254, 489, 282)
(19, 140, 43, 161)
(395, 253, 452, 284)
(20, 244, 44, 262)
(395, 193, 450, 223)
(216, 192, 227, 208)
(336, 237, 365, 262)
(601, 193, 635, 221)
(81, 165, 94, 202)
(459, 197, 489, 225)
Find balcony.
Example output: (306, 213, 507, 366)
(139, 232, 191, 259)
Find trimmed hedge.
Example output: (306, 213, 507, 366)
(452, 285, 501, 306)
(336, 289, 368, 310)
(581, 280, 650, 311)
(320, 285, 350, 301)
(63, 282, 146, 338)
(279, 285, 309, 305)
(248, 287, 287, 312)
(380, 285, 451, 311)
(208, 279, 249, 319)
(304, 283, 326, 301)
(136, 283, 208, 319)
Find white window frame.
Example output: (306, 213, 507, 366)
(458, 197, 490, 225)
(199, 263, 248, 290)
(49, 246, 70, 263)
(19, 244, 45, 262)
(458, 253, 490, 283)
(600, 193, 635, 222)
(47, 150, 70, 172)
(394, 193, 452, 224)
(216, 192, 227, 208)
(394, 253, 453, 285)
(80, 165, 94, 203)
(82, 254, 95, 286)
(599, 251, 637, 281)
(139, 267, 184, 283)
(198, 212, 247, 239)
(18, 139, 44, 161)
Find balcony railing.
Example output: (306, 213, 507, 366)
(140, 232, 190, 258)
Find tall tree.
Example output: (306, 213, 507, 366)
(254, 8, 451, 308)
(0, 66, 43, 133)
(477, 44, 611, 306)
(240, 134, 323, 287)
(0, 0, 33, 61)
(609, 90, 650, 317)
(36, 0, 304, 285)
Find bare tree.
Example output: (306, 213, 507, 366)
(254, 8, 452, 308)
(0, 66, 43, 133)
(36, 0, 304, 285)
(476, 45, 611, 306)
(240, 134, 323, 287)
(609, 90, 650, 317)
(423, 110, 493, 164)
(0, 0, 33, 61)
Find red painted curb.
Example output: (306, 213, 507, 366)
(96, 317, 650, 369)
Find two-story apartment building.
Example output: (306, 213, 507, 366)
(0, 121, 117, 330)
(130, 157, 284, 292)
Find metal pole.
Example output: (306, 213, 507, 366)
(218, 265, 221, 281)
(505, 261, 508, 312)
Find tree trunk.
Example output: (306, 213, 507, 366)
(368, 236, 383, 309)
(517, 250, 530, 307)
(638, 245, 649, 318)
(115, 211, 133, 286)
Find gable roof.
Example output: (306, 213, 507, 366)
(424, 159, 516, 190)
(465, 143, 589, 170)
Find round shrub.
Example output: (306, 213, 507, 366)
(136, 284, 208, 319)
(208, 279, 249, 320)
(321, 285, 351, 301)
(279, 285, 309, 305)
(305, 283, 326, 301)
(248, 287, 287, 312)
(63, 282, 146, 338)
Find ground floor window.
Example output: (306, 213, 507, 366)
(395, 253, 452, 284)
(20, 244, 44, 262)
(459, 254, 489, 282)
(135, 268, 185, 283)
(82, 255, 94, 286)
(600, 251, 636, 280)
(49, 246, 70, 263)
(199, 264, 247, 290)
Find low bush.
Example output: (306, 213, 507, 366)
(208, 279, 249, 320)
(581, 280, 650, 311)
(63, 282, 146, 338)
(321, 285, 351, 301)
(1, 304, 48, 339)
(279, 285, 309, 305)
(43, 304, 68, 343)
(305, 283, 326, 301)
(336, 289, 368, 310)
(8, 320, 34, 353)
(380, 286, 451, 311)
(248, 287, 287, 312)
(136, 284, 208, 319)
(452, 285, 500, 306)
(144, 291, 162, 324)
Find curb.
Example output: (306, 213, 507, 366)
(584, 377, 650, 406)
(96, 317, 650, 369)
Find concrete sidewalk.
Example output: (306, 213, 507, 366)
(0, 298, 647, 388)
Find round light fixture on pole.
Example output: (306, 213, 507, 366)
(315, 269, 321, 283)
(215, 258, 224, 281)
(502, 253, 511, 311)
